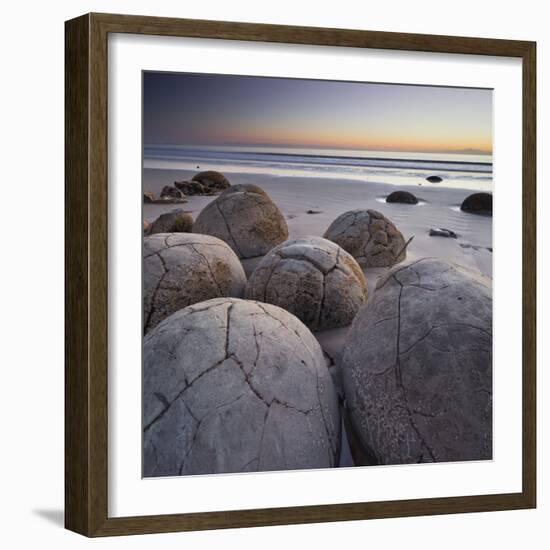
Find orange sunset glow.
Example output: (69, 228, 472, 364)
(144, 73, 492, 155)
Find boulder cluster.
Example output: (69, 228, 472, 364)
(175, 171, 231, 195)
(141, 170, 493, 476)
(144, 170, 231, 205)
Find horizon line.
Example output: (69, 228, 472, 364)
(143, 143, 493, 156)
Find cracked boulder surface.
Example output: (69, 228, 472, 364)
(193, 184, 289, 259)
(143, 297, 340, 477)
(323, 209, 406, 267)
(148, 209, 193, 235)
(342, 258, 492, 465)
(245, 236, 368, 331)
(143, 233, 246, 333)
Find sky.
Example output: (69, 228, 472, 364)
(143, 72, 493, 155)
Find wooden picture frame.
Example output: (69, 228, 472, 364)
(65, 12, 536, 537)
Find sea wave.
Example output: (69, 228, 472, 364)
(144, 146, 492, 174)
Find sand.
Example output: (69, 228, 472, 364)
(144, 168, 492, 277)
(143, 168, 493, 467)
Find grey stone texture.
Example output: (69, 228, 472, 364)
(323, 209, 407, 268)
(342, 258, 493, 465)
(193, 184, 289, 259)
(245, 236, 368, 331)
(143, 298, 341, 476)
(143, 233, 246, 333)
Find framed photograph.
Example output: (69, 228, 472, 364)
(65, 13, 536, 536)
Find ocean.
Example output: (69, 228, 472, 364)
(143, 145, 493, 192)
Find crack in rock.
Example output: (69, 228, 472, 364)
(145, 299, 340, 475)
(215, 201, 244, 257)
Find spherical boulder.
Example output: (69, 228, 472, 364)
(143, 233, 246, 333)
(148, 209, 193, 235)
(246, 236, 368, 331)
(194, 184, 288, 259)
(191, 170, 231, 193)
(143, 297, 341, 476)
(342, 258, 492, 465)
(323, 209, 406, 268)
(386, 190, 418, 204)
(461, 192, 493, 215)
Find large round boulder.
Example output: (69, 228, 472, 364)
(191, 170, 231, 193)
(323, 209, 406, 267)
(143, 233, 246, 333)
(386, 190, 418, 204)
(143, 298, 341, 476)
(148, 209, 193, 235)
(246, 236, 368, 331)
(342, 258, 492, 465)
(460, 192, 493, 215)
(194, 184, 288, 259)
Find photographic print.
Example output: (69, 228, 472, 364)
(142, 71, 493, 478)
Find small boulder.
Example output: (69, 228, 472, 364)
(426, 175, 443, 183)
(143, 298, 340, 476)
(246, 236, 368, 331)
(386, 190, 418, 204)
(144, 191, 155, 203)
(460, 192, 493, 215)
(194, 184, 288, 259)
(191, 170, 231, 193)
(323, 209, 406, 268)
(174, 180, 206, 195)
(143, 233, 246, 333)
(148, 209, 193, 235)
(342, 258, 492, 465)
(429, 227, 458, 238)
(160, 185, 185, 200)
